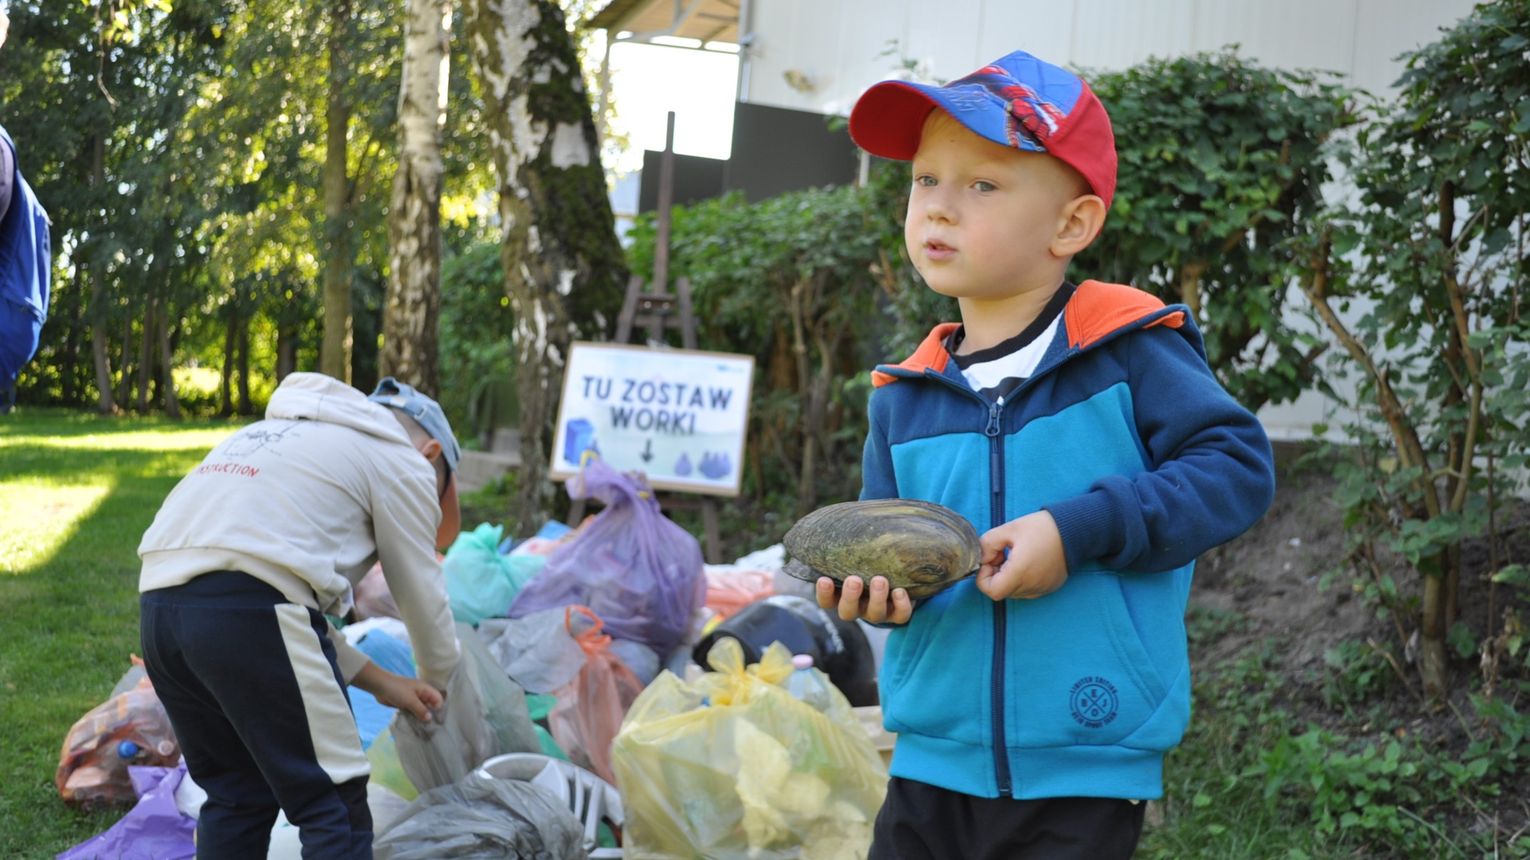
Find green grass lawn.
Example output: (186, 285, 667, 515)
(0, 409, 240, 857)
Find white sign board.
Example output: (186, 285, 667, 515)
(549, 342, 755, 496)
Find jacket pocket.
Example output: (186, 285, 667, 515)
(1005, 571, 1174, 748)
(879, 581, 993, 747)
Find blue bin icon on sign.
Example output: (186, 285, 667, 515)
(563, 418, 598, 465)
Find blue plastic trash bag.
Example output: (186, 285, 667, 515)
(350, 629, 418, 749)
(443, 523, 547, 624)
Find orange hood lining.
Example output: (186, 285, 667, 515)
(870, 282, 1186, 388)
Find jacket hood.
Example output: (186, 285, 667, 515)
(265, 372, 413, 447)
(872, 280, 1192, 388)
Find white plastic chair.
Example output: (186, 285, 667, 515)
(476, 752, 624, 858)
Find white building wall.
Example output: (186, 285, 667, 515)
(741, 0, 1477, 110)
(735, 0, 1479, 440)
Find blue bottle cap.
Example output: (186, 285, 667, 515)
(117, 740, 141, 759)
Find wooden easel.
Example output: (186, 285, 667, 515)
(568, 111, 724, 563)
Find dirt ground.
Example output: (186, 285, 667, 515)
(1189, 441, 1530, 842)
(1195, 442, 1530, 693)
(1193, 444, 1374, 673)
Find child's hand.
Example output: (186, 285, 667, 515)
(353, 662, 446, 722)
(976, 511, 1068, 600)
(375, 676, 446, 723)
(816, 575, 914, 625)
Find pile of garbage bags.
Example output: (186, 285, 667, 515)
(56, 459, 892, 859)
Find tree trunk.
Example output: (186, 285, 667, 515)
(160, 317, 181, 419)
(236, 318, 252, 416)
(466, 0, 627, 535)
(321, 0, 355, 383)
(1419, 561, 1449, 698)
(61, 290, 83, 405)
(381, 0, 450, 395)
(276, 321, 299, 381)
(219, 309, 236, 418)
(136, 295, 155, 412)
(1178, 260, 1205, 320)
(116, 316, 135, 408)
(87, 132, 116, 414)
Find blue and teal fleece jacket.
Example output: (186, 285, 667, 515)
(865, 280, 1274, 800)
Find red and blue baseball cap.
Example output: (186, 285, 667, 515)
(849, 50, 1117, 209)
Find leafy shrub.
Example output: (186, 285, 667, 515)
(1296, 0, 1530, 697)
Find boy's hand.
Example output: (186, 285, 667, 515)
(976, 511, 1068, 601)
(816, 575, 914, 625)
(353, 662, 446, 722)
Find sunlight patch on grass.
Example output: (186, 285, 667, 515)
(0, 428, 231, 453)
(0, 482, 114, 575)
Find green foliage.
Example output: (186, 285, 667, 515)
(1248, 693, 1530, 857)
(7, 0, 505, 412)
(439, 242, 517, 443)
(624, 179, 898, 510)
(625, 52, 1360, 517)
(1320, 640, 1396, 710)
(1078, 51, 1356, 411)
(1141, 636, 1530, 859)
(1297, 0, 1530, 695)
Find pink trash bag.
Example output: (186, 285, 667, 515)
(509, 458, 706, 656)
(549, 607, 646, 785)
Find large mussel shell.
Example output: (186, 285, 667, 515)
(783, 499, 982, 600)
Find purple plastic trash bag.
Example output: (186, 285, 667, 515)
(509, 458, 705, 656)
(58, 764, 196, 860)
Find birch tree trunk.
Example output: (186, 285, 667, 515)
(321, 0, 355, 383)
(381, 0, 450, 395)
(465, 0, 626, 534)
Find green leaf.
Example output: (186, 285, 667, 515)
(1494, 565, 1530, 588)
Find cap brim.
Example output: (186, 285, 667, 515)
(848, 81, 942, 160)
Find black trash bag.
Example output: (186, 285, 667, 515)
(373, 771, 587, 860)
(692, 595, 878, 707)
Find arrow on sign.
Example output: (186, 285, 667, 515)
(640, 438, 653, 463)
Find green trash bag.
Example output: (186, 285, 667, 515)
(443, 523, 547, 625)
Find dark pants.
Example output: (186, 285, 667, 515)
(141, 572, 372, 860)
(870, 777, 1146, 860)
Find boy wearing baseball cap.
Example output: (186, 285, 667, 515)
(817, 51, 1275, 857)
(138, 372, 464, 858)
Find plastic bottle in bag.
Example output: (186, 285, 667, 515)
(784, 654, 835, 712)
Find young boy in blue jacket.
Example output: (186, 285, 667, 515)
(816, 50, 1276, 858)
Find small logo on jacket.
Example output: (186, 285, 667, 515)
(1069, 676, 1119, 728)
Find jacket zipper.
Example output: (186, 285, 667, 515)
(985, 396, 1013, 797)
(915, 370, 1016, 796)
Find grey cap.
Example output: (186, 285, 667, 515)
(368, 377, 461, 476)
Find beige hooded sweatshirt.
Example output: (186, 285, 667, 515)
(138, 372, 459, 686)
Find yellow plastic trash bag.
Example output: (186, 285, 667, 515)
(611, 638, 887, 860)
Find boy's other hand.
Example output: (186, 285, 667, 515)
(816, 575, 914, 625)
(976, 511, 1068, 600)
(376, 675, 446, 723)
(354, 661, 446, 722)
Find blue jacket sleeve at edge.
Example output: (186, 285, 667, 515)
(1043, 327, 1276, 573)
(859, 395, 897, 502)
